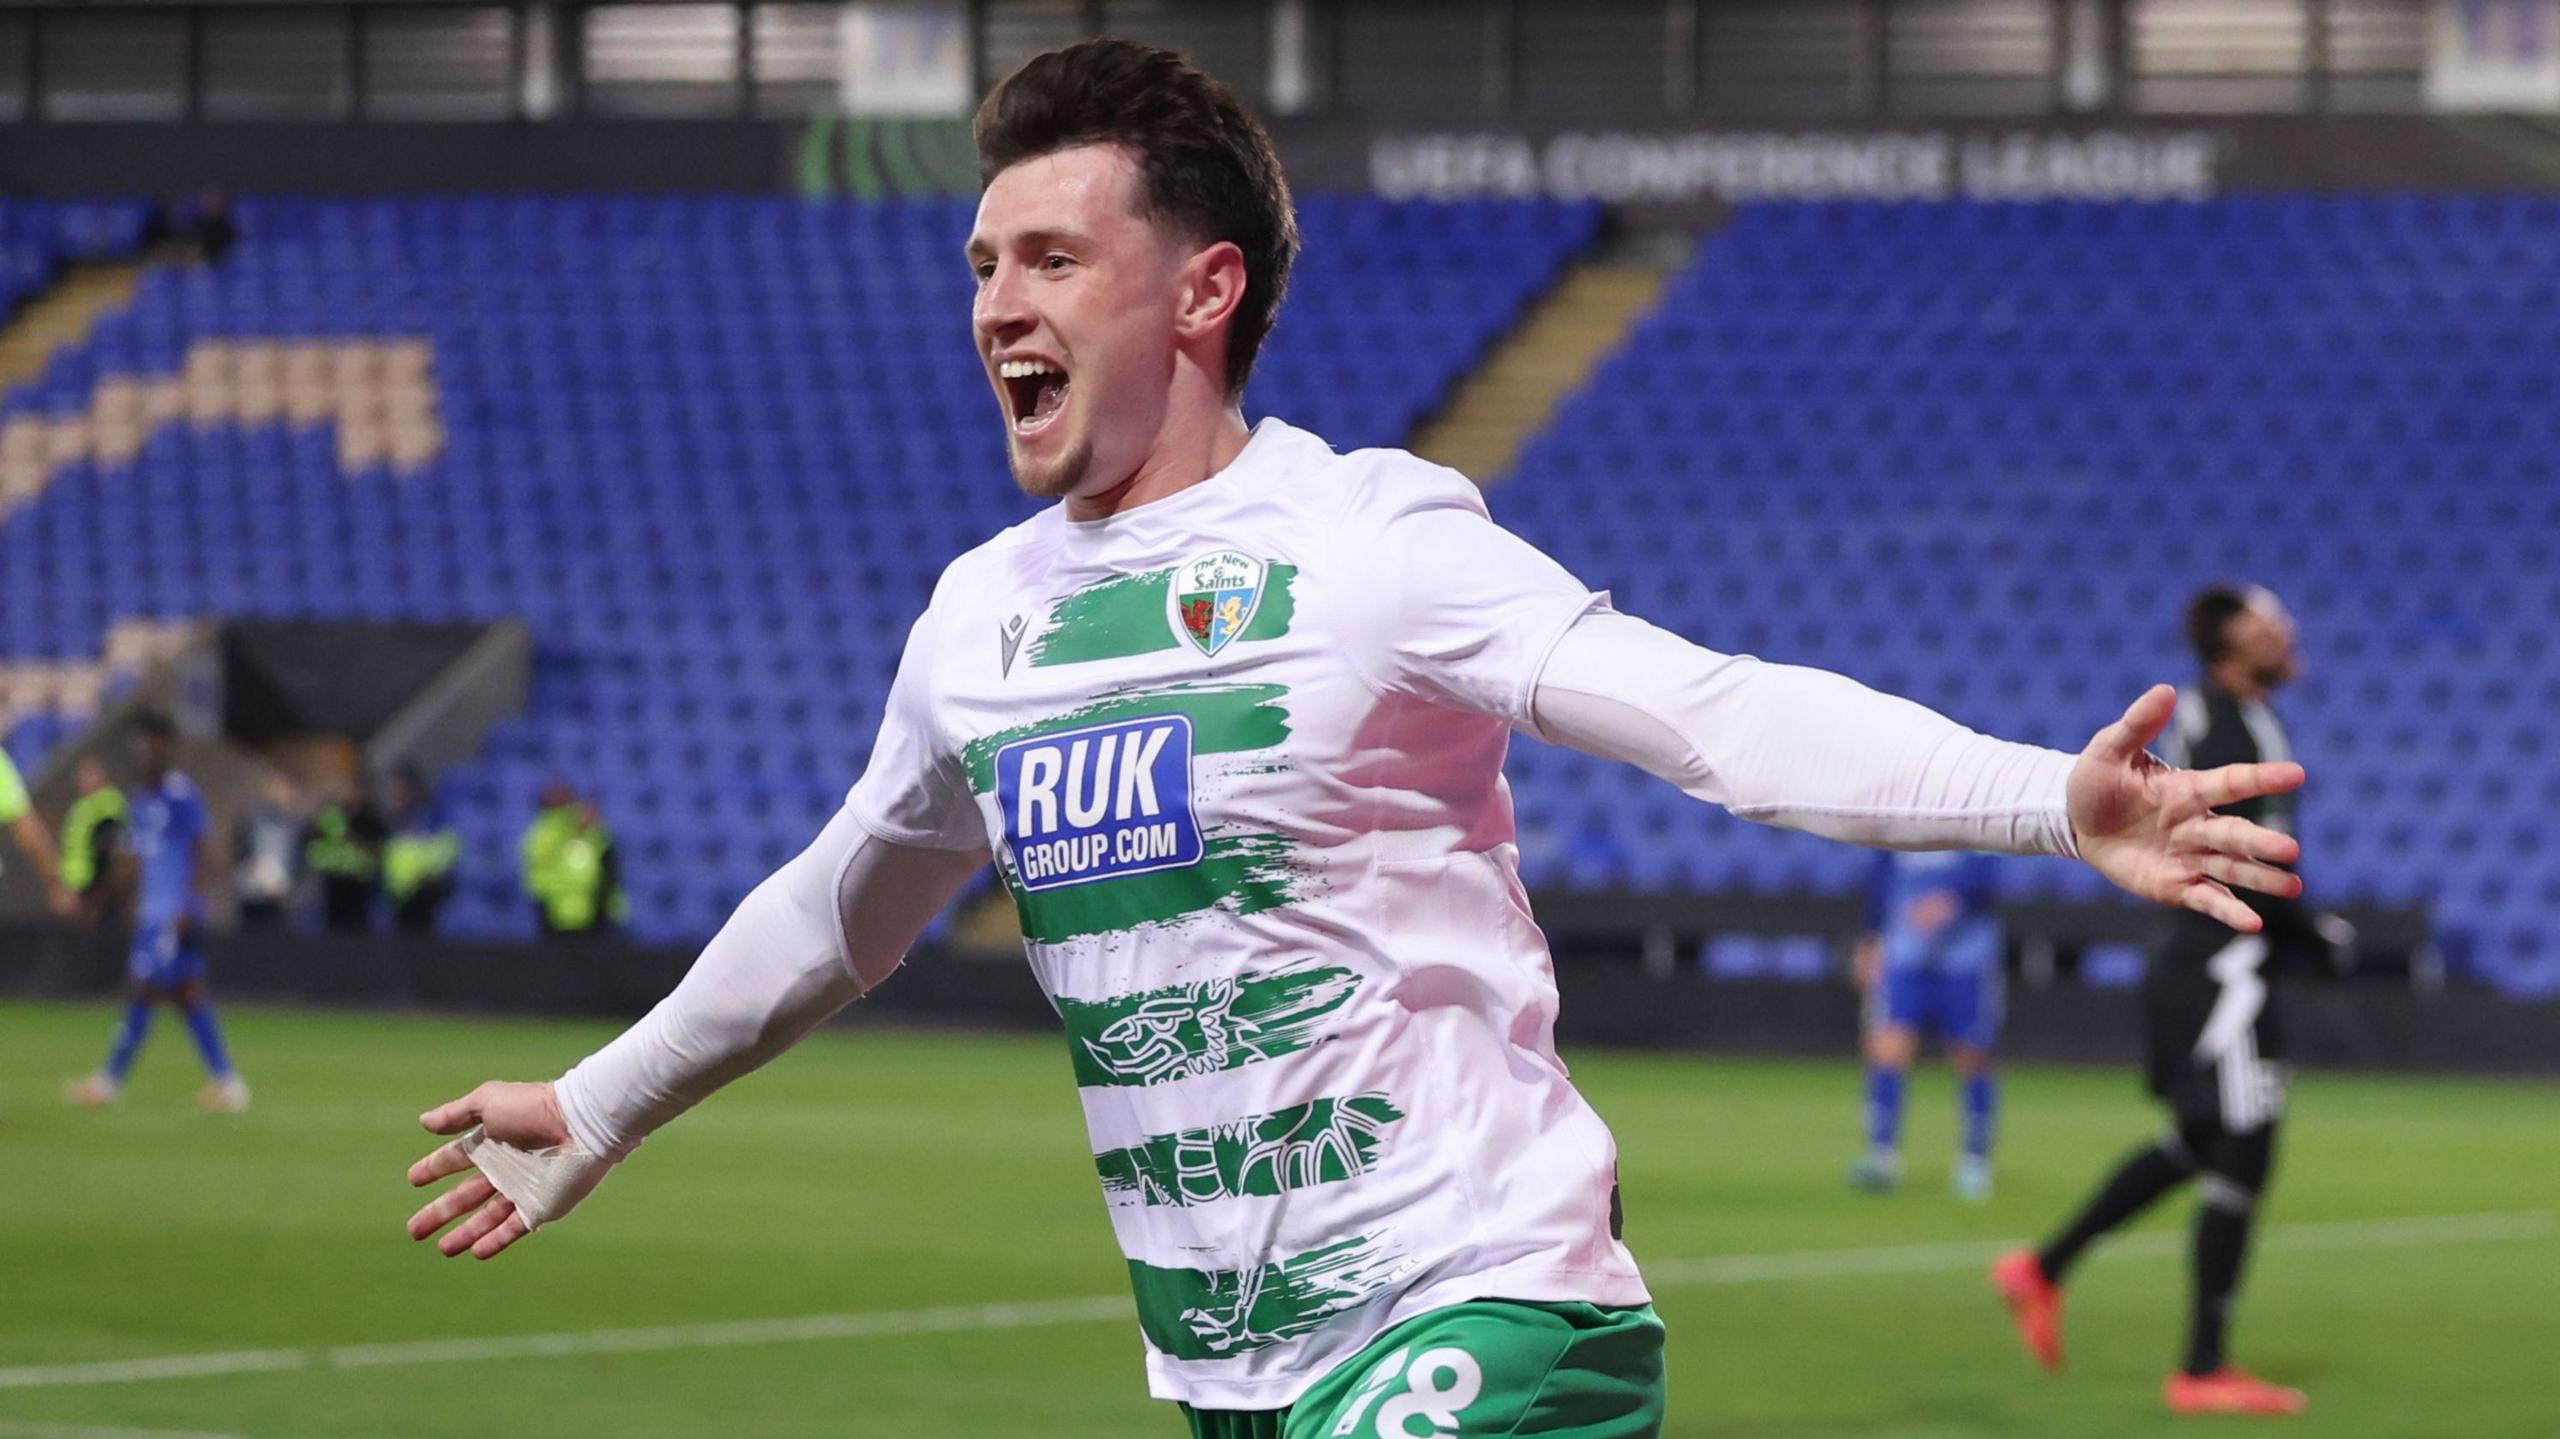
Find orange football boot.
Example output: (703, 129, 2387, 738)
(2165, 1370, 2308, 1416)
(1990, 1249, 2065, 1371)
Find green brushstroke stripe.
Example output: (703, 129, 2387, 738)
(1014, 830, 1302, 945)
(1059, 961, 1359, 1089)
(1127, 1235, 1402, 1362)
(1027, 564, 1297, 668)
(961, 683, 1290, 795)
(1097, 1094, 1404, 1208)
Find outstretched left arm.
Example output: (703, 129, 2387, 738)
(1529, 612, 2303, 932)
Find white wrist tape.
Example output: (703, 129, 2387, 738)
(460, 1127, 617, 1232)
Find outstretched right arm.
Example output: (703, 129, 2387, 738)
(552, 806, 987, 1155)
(405, 805, 988, 1259)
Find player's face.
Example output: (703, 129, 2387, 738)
(968, 145, 1190, 502)
(2226, 603, 2301, 690)
(133, 733, 170, 778)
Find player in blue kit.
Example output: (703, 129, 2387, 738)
(66, 714, 250, 1112)
(1848, 849, 2003, 1200)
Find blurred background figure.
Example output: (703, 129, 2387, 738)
(232, 773, 303, 932)
(1, 738, 75, 917)
(1997, 584, 2342, 1417)
(518, 778, 579, 936)
(1848, 850, 2006, 1202)
(57, 756, 126, 923)
(303, 778, 385, 933)
(66, 714, 246, 1112)
(521, 783, 624, 942)
(382, 764, 458, 935)
(566, 799, 630, 939)
(181, 186, 235, 265)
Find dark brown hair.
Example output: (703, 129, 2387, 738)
(2185, 585, 2251, 662)
(974, 39, 1298, 399)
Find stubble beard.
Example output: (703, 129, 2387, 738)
(1009, 431, 1094, 502)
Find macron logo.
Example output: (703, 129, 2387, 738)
(996, 714, 1204, 892)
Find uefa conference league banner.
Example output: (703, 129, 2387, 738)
(1367, 129, 2222, 208)
(780, 113, 2560, 212)
(1257, 116, 2560, 226)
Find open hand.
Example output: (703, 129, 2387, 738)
(406, 1080, 571, 1260)
(2069, 685, 2305, 932)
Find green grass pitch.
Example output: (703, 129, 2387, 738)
(4, 999, 2554, 1437)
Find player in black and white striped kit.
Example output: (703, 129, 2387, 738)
(1993, 586, 2350, 1418)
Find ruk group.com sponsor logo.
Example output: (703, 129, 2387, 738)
(996, 712, 1205, 893)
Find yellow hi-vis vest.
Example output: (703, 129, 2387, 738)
(61, 786, 128, 894)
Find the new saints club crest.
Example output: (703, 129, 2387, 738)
(1170, 549, 1266, 658)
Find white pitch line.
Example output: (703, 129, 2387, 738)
(324, 1295, 1136, 1369)
(0, 1352, 309, 1392)
(0, 1210, 2542, 1394)
(0, 1413, 259, 1423)
(0, 1299, 1131, 1393)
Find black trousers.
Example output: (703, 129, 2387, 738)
(320, 877, 378, 932)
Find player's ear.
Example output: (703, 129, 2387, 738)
(1173, 240, 1248, 346)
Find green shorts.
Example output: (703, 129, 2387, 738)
(1181, 1299, 1665, 1439)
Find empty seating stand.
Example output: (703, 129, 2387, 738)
(1501, 195, 2560, 1000)
(0, 197, 153, 317)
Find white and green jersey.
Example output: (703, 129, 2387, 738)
(845, 419, 1650, 1409)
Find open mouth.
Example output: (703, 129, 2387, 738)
(999, 359, 1070, 436)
